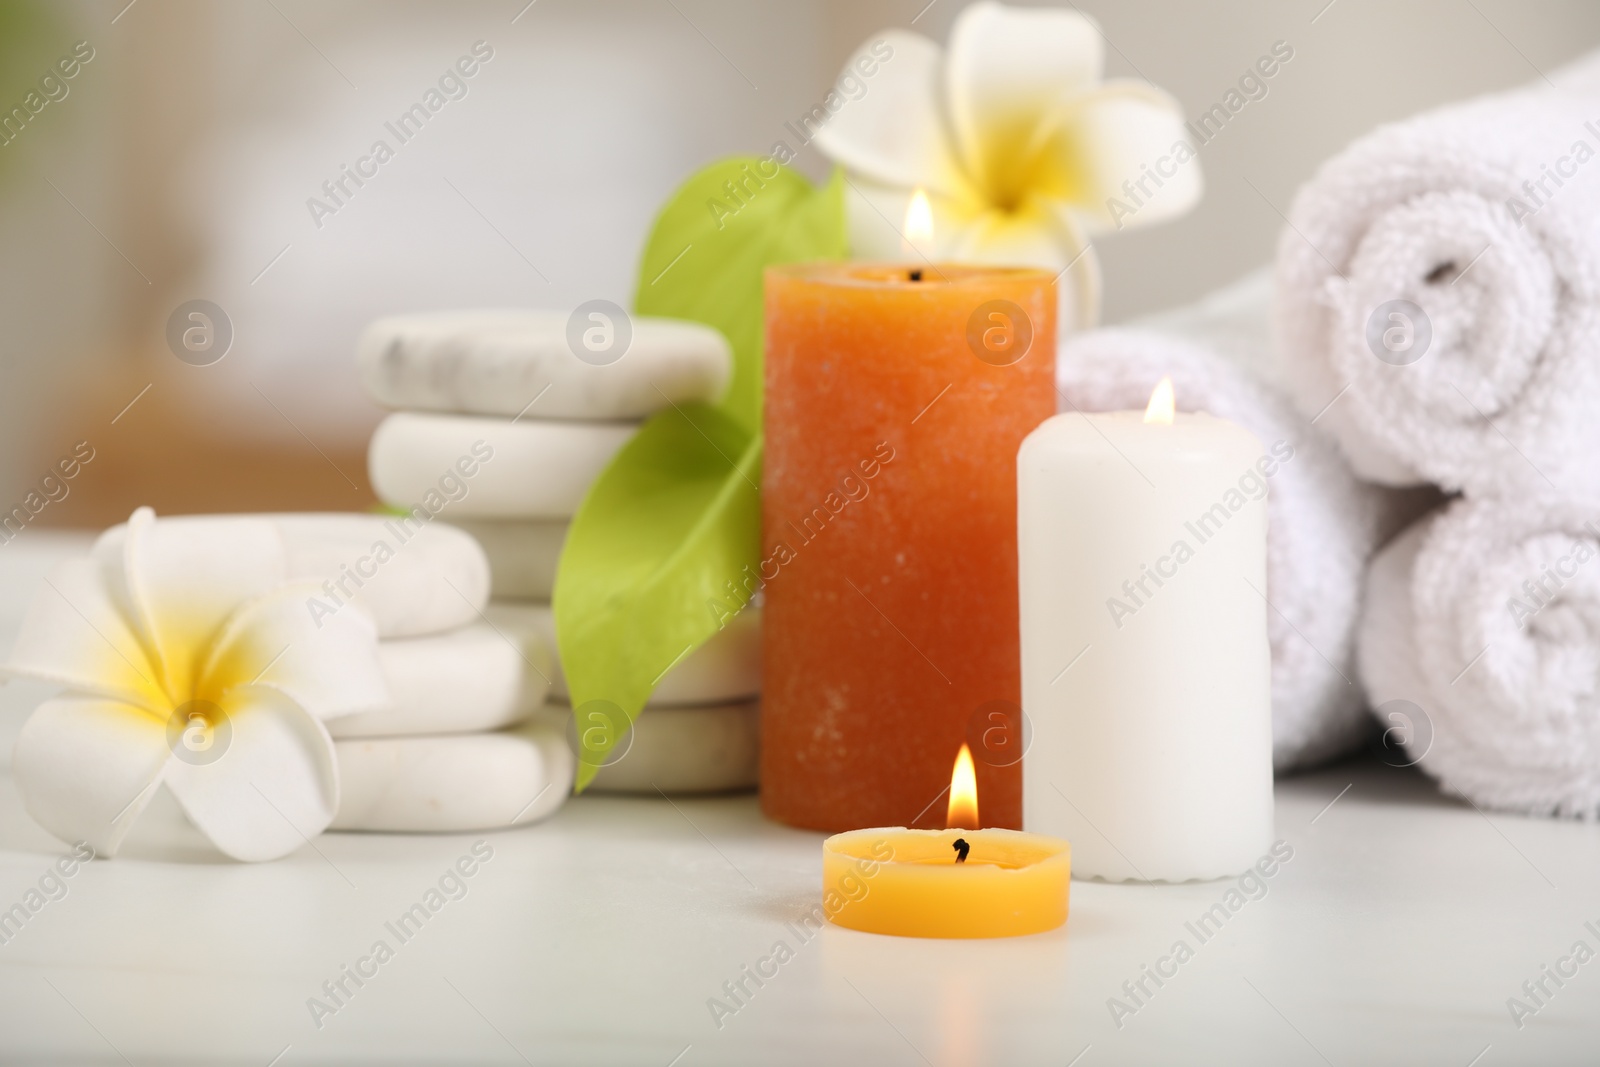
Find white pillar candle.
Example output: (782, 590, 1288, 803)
(1018, 382, 1274, 882)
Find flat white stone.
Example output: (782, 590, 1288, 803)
(368, 412, 633, 519)
(277, 513, 491, 638)
(329, 622, 554, 739)
(571, 700, 760, 795)
(92, 513, 489, 640)
(331, 719, 573, 832)
(487, 602, 761, 706)
(445, 518, 568, 601)
(356, 309, 731, 420)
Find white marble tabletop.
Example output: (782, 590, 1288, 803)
(0, 535, 1597, 1065)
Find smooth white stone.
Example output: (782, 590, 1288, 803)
(368, 412, 633, 519)
(573, 700, 760, 795)
(329, 622, 554, 739)
(331, 720, 573, 832)
(356, 309, 731, 419)
(487, 602, 761, 706)
(445, 518, 568, 601)
(274, 513, 489, 638)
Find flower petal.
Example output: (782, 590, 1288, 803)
(200, 585, 387, 720)
(106, 508, 288, 703)
(1054, 80, 1202, 231)
(2, 557, 165, 713)
(811, 30, 973, 200)
(12, 697, 170, 857)
(839, 176, 1102, 330)
(945, 1, 1104, 205)
(836, 175, 972, 263)
(162, 684, 339, 862)
(949, 196, 1104, 330)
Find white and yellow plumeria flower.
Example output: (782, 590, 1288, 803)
(3, 508, 386, 861)
(814, 1, 1202, 329)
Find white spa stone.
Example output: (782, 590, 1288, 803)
(575, 700, 760, 795)
(275, 513, 489, 639)
(331, 719, 573, 832)
(368, 412, 633, 520)
(356, 309, 731, 420)
(445, 518, 568, 601)
(329, 622, 555, 739)
(487, 602, 762, 706)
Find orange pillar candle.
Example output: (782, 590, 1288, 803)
(762, 263, 1056, 832)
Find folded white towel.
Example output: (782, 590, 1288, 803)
(1277, 51, 1600, 500)
(1059, 273, 1428, 770)
(368, 412, 633, 519)
(357, 309, 731, 420)
(1360, 498, 1600, 817)
(329, 622, 554, 739)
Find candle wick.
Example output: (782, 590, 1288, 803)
(908, 269, 923, 282)
(952, 838, 970, 863)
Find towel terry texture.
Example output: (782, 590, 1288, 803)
(1360, 498, 1600, 816)
(1276, 50, 1600, 502)
(1272, 48, 1600, 817)
(1058, 271, 1429, 771)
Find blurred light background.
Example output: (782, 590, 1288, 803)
(2, 0, 1597, 529)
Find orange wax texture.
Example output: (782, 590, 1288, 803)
(762, 263, 1057, 832)
(822, 828, 1070, 939)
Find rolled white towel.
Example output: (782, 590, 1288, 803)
(1359, 498, 1600, 817)
(1059, 274, 1426, 770)
(444, 518, 568, 601)
(1277, 51, 1600, 500)
(356, 309, 731, 420)
(368, 412, 633, 519)
(329, 622, 554, 739)
(542, 700, 760, 795)
(489, 602, 761, 708)
(331, 719, 573, 832)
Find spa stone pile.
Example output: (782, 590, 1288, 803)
(358, 307, 763, 801)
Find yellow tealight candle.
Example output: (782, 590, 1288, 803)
(821, 746, 1071, 939)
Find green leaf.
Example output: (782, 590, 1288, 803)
(556, 408, 761, 789)
(554, 158, 845, 790)
(0, 4, 64, 186)
(635, 159, 846, 433)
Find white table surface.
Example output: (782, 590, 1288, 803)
(1, 535, 1597, 1065)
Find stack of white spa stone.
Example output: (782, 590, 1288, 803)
(279, 515, 571, 834)
(358, 309, 764, 795)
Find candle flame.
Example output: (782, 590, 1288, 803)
(946, 743, 979, 831)
(904, 187, 934, 253)
(1144, 375, 1175, 424)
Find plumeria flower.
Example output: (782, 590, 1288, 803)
(814, 1, 1202, 329)
(2, 508, 386, 861)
